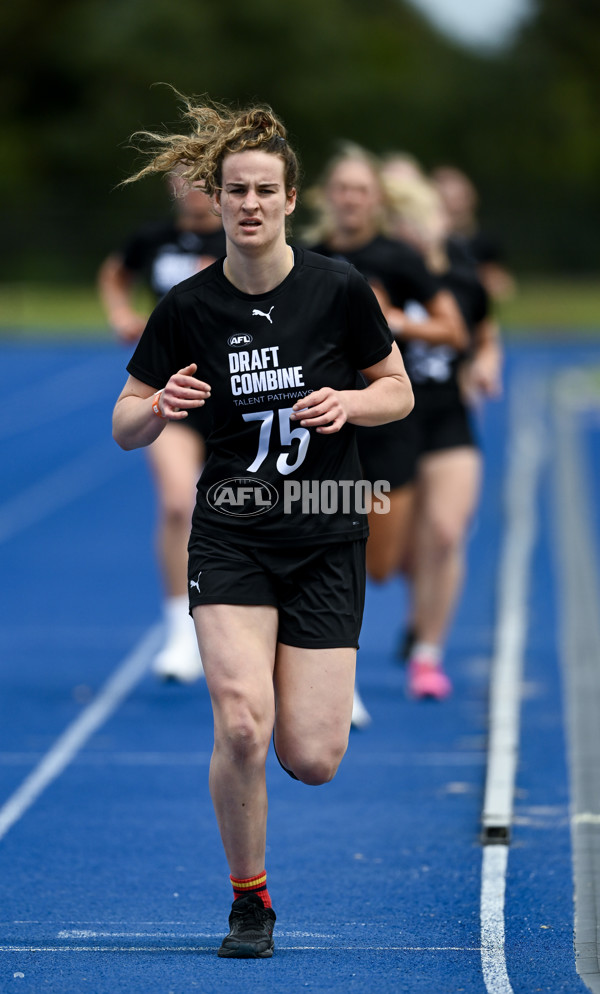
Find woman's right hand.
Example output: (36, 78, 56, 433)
(158, 363, 212, 419)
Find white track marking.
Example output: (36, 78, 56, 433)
(480, 375, 546, 994)
(481, 377, 546, 840)
(0, 441, 128, 545)
(0, 945, 481, 953)
(0, 625, 162, 842)
(55, 929, 337, 939)
(481, 847, 513, 994)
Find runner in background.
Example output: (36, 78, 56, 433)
(431, 165, 516, 304)
(98, 175, 225, 683)
(384, 172, 502, 698)
(305, 144, 468, 711)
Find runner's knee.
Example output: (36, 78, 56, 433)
(215, 695, 272, 766)
(278, 740, 348, 786)
(160, 489, 196, 530)
(428, 514, 467, 557)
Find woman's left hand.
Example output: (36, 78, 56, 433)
(291, 388, 349, 434)
(460, 354, 502, 406)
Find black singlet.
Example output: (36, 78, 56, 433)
(126, 247, 393, 546)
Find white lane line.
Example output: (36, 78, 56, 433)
(0, 945, 481, 953)
(0, 625, 162, 842)
(481, 847, 513, 994)
(481, 375, 546, 841)
(0, 441, 129, 545)
(480, 374, 546, 994)
(56, 929, 337, 939)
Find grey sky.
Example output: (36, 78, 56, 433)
(406, 0, 534, 49)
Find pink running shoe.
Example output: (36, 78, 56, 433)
(407, 659, 452, 700)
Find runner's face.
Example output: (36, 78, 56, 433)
(217, 150, 296, 252)
(325, 160, 383, 237)
(177, 189, 221, 232)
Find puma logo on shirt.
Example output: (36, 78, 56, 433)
(252, 306, 274, 324)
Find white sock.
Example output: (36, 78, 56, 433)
(411, 641, 441, 666)
(164, 595, 193, 636)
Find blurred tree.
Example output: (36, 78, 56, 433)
(0, 0, 598, 278)
(490, 0, 600, 270)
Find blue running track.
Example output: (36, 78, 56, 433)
(1, 337, 599, 993)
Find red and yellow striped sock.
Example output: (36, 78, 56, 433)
(230, 870, 272, 909)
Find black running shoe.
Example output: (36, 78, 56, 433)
(217, 893, 276, 958)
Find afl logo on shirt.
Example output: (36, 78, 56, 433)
(228, 333, 253, 347)
(206, 477, 279, 516)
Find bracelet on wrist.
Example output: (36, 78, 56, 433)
(151, 390, 167, 419)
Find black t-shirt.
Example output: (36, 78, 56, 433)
(311, 234, 439, 473)
(126, 247, 393, 546)
(447, 231, 506, 268)
(309, 234, 437, 312)
(402, 264, 489, 388)
(310, 234, 441, 467)
(121, 220, 226, 438)
(440, 265, 488, 331)
(122, 220, 227, 299)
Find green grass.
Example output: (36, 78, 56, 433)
(0, 277, 599, 339)
(0, 283, 153, 339)
(496, 278, 600, 335)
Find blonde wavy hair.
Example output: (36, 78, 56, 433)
(302, 142, 390, 245)
(122, 88, 300, 198)
(383, 175, 449, 271)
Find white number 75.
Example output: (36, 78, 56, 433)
(243, 406, 310, 476)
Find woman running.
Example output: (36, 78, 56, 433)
(112, 94, 413, 957)
(384, 173, 502, 698)
(430, 164, 516, 303)
(305, 144, 468, 706)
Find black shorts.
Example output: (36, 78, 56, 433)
(187, 534, 367, 649)
(357, 384, 477, 489)
(357, 415, 419, 490)
(413, 383, 478, 455)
